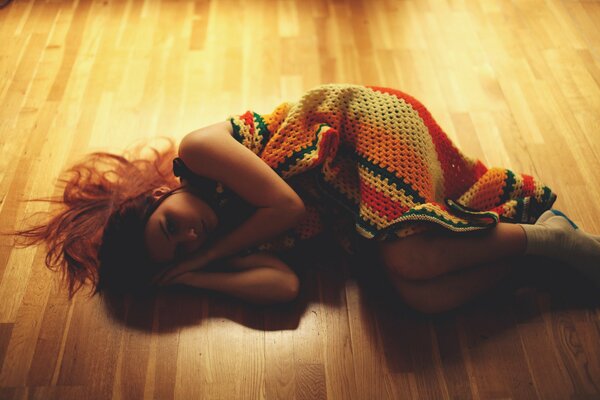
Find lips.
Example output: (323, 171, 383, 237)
(185, 235, 203, 254)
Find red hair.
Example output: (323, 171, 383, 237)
(13, 139, 180, 298)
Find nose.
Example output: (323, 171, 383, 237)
(182, 227, 197, 241)
(177, 228, 202, 255)
(174, 227, 197, 244)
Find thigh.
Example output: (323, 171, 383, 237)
(377, 224, 523, 280)
(377, 230, 444, 280)
(387, 259, 514, 314)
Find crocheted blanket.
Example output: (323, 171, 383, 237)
(229, 84, 556, 252)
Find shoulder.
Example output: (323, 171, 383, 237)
(177, 120, 243, 179)
(177, 119, 305, 211)
(179, 121, 234, 156)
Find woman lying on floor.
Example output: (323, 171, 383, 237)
(15, 84, 600, 313)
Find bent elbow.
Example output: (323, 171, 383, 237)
(282, 273, 300, 302)
(289, 198, 307, 224)
(269, 273, 300, 304)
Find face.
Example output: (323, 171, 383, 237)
(143, 187, 219, 263)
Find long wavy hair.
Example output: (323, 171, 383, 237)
(13, 139, 180, 298)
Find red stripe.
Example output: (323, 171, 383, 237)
(368, 86, 487, 199)
(240, 111, 255, 137)
(359, 180, 410, 221)
(492, 205, 506, 216)
(521, 174, 535, 196)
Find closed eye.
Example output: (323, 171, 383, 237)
(166, 216, 178, 235)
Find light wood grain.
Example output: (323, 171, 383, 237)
(1, 0, 600, 399)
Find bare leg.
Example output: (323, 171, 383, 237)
(375, 223, 526, 313)
(378, 222, 526, 280)
(386, 259, 514, 314)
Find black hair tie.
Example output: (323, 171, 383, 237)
(172, 157, 218, 205)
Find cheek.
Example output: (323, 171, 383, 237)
(145, 218, 170, 263)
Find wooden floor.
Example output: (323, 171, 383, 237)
(1, 0, 600, 398)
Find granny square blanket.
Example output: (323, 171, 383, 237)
(229, 84, 556, 253)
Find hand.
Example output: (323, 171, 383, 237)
(153, 251, 214, 286)
(168, 272, 195, 286)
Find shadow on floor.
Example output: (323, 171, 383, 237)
(100, 236, 600, 360)
(99, 236, 350, 333)
(348, 251, 600, 375)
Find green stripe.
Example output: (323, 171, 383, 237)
(271, 124, 426, 229)
(275, 129, 425, 206)
(333, 142, 425, 204)
(499, 170, 516, 203)
(275, 124, 329, 175)
(275, 143, 318, 176)
(541, 186, 552, 204)
(230, 118, 243, 144)
(357, 155, 426, 205)
(355, 216, 379, 237)
(253, 112, 271, 149)
(515, 198, 524, 222)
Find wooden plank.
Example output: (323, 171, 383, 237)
(291, 261, 327, 399)
(111, 296, 155, 400)
(54, 297, 123, 399)
(27, 285, 72, 386)
(551, 310, 600, 397)
(434, 315, 475, 399)
(0, 253, 52, 386)
(0, 0, 599, 398)
(319, 260, 357, 399)
(459, 303, 539, 399)
(46, 0, 93, 102)
(0, 324, 13, 372)
(514, 290, 576, 400)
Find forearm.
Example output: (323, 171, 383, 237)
(156, 207, 304, 284)
(204, 203, 305, 263)
(177, 123, 307, 266)
(179, 267, 300, 305)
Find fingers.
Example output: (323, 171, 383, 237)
(152, 264, 179, 286)
(158, 271, 180, 286)
(153, 262, 192, 286)
(154, 270, 179, 286)
(152, 255, 209, 287)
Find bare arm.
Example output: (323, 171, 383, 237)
(170, 252, 300, 305)
(158, 121, 305, 281)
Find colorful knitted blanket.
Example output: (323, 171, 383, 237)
(228, 84, 556, 253)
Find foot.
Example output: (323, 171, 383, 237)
(522, 211, 600, 286)
(535, 209, 578, 229)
